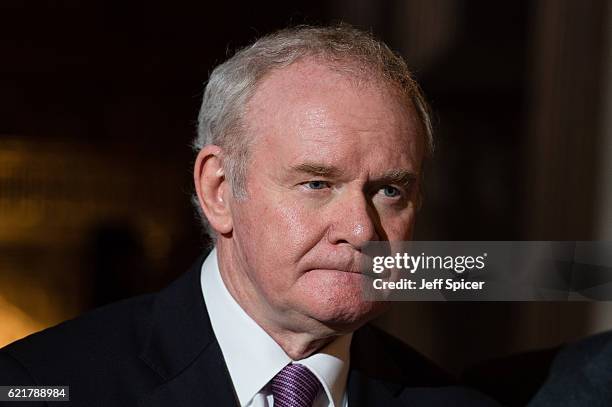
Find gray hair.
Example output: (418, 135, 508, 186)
(193, 24, 434, 236)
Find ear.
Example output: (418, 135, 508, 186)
(193, 145, 233, 235)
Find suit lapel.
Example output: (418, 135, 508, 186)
(138, 339, 238, 407)
(347, 325, 407, 407)
(137, 252, 239, 407)
(347, 368, 407, 407)
(347, 325, 455, 407)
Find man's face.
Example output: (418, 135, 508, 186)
(224, 60, 424, 334)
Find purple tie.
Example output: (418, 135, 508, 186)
(271, 363, 322, 407)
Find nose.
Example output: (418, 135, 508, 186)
(327, 190, 380, 249)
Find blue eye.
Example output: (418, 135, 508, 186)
(305, 181, 329, 190)
(381, 186, 401, 198)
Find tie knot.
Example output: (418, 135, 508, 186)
(271, 363, 322, 407)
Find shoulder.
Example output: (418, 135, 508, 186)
(352, 324, 453, 386)
(0, 255, 212, 406)
(528, 330, 612, 407)
(349, 325, 500, 406)
(550, 329, 612, 372)
(0, 293, 155, 385)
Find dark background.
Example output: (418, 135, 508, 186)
(1, 0, 611, 380)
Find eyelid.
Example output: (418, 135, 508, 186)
(376, 184, 406, 199)
(300, 180, 332, 189)
(376, 183, 401, 191)
(302, 179, 330, 184)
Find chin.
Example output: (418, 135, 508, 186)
(298, 291, 388, 332)
(311, 301, 387, 333)
(287, 269, 389, 331)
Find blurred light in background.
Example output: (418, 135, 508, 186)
(0, 137, 193, 347)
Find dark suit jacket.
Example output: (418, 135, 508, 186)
(527, 330, 612, 407)
(0, 255, 498, 406)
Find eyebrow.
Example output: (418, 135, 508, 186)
(289, 163, 343, 177)
(379, 169, 418, 189)
(289, 163, 418, 188)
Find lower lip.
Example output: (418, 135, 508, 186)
(308, 269, 376, 279)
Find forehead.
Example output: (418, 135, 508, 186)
(244, 59, 423, 172)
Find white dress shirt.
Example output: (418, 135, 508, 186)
(200, 248, 351, 407)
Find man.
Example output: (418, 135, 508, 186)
(0, 25, 497, 406)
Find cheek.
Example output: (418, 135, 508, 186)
(274, 202, 321, 248)
(238, 198, 331, 301)
(378, 207, 416, 240)
(233, 193, 326, 269)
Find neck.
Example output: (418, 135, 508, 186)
(215, 240, 337, 360)
(267, 330, 335, 360)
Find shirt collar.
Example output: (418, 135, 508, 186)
(200, 248, 352, 407)
(298, 333, 352, 407)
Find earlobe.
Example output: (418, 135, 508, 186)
(194, 146, 234, 235)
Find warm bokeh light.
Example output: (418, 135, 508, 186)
(0, 137, 195, 345)
(0, 295, 44, 348)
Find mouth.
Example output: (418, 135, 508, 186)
(307, 268, 380, 279)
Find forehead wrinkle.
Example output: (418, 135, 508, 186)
(297, 92, 400, 129)
(295, 110, 399, 155)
